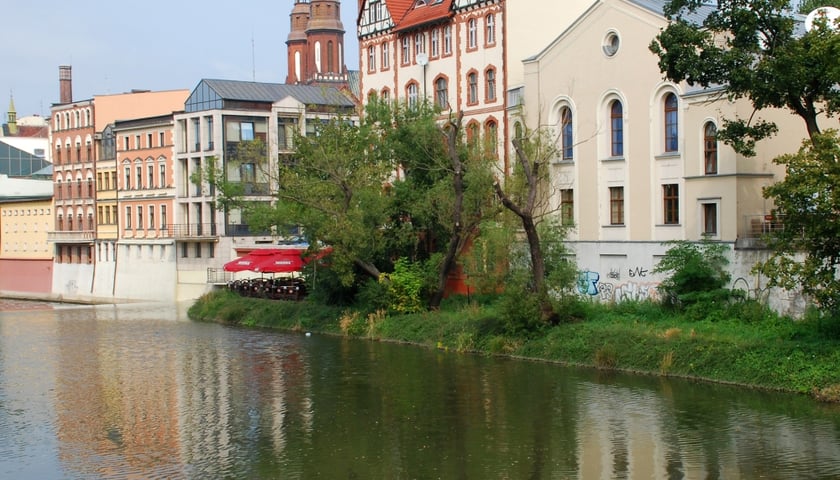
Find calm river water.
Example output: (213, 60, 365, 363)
(1, 299, 839, 479)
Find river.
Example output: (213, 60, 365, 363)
(1, 299, 839, 479)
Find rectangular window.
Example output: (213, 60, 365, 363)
(468, 73, 478, 104)
(149, 205, 155, 230)
(486, 69, 496, 102)
(381, 42, 390, 69)
(468, 18, 477, 48)
(181, 242, 188, 258)
(430, 28, 439, 57)
(147, 133, 153, 148)
(192, 118, 200, 151)
(486, 14, 495, 45)
(159, 164, 166, 188)
(124, 166, 131, 190)
(148, 164, 154, 188)
(137, 206, 143, 230)
(703, 203, 718, 236)
(123, 136, 129, 151)
(195, 242, 202, 258)
(125, 206, 132, 229)
(663, 184, 679, 224)
(161, 205, 167, 230)
(206, 116, 214, 150)
(443, 26, 452, 55)
(136, 165, 142, 189)
(401, 37, 410, 64)
(97, 206, 104, 224)
(135, 134, 141, 149)
(610, 187, 624, 225)
(560, 189, 574, 225)
(414, 32, 424, 56)
(159, 131, 165, 147)
(105, 206, 111, 225)
(239, 122, 254, 141)
(368, 46, 376, 72)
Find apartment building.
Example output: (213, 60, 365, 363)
(172, 79, 357, 300)
(109, 114, 180, 301)
(357, 0, 591, 172)
(0, 175, 54, 293)
(521, 0, 807, 313)
(48, 65, 189, 298)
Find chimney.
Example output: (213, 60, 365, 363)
(59, 65, 72, 104)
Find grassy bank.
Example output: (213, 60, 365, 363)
(188, 290, 840, 402)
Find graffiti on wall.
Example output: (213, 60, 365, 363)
(577, 267, 659, 303)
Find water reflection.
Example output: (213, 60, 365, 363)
(0, 302, 838, 479)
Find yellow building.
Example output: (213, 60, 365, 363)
(0, 174, 54, 293)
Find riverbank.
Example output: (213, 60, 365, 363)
(188, 290, 840, 403)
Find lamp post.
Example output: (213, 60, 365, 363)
(417, 53, 429, 98)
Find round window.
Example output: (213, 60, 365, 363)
(603, 31, 620, 57)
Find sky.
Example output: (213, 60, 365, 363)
(0, 1, 360, 120)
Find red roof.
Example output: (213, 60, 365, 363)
(385, 0, 415, 24)
(394, 0, 453, 32)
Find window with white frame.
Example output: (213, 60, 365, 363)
(485, 68, 496, 102)
(431, 28, 439, 57)
(486, 14, 495, 45)
(664, 92, 678, 152)
(382, 42, 390, 69)
(444, 25, 452, 55)
(468, 18, 477, 48)
(402, 37, 410, 64)
(368, 46, 376, 71)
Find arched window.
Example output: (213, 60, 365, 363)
(485, 120, 498, 156)
(485, 68, 496, 101)
(328, 41, 335, 72)
(467, 72, 478, 104)
(466, 121, 479, 145)
(407, 82, 419, 108)
(704, 122, 718, 174)
(435, 77, 448, 108)
(664, 93, 678, 152)
(381, 88, 390, 102)
(610, 100, 623, 157)
(55, 145, 62, 165)
(560, 107, 573, 160)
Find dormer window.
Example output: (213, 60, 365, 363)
(416, 0, 426, 5)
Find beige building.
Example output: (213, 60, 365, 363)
(521, 0, 807, 313)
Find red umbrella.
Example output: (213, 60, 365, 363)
(223, 249, 278, 272)
(253, 250, 305, 273)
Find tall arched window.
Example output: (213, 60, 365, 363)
(610, 100, 623, 157)
(560, 107, 573, 160)
(704, 122, 718, 174)
(485, 68, 496, 101)
(407, 82, 419, 108)
(485, 120, 498, 156)
(664, 93, 678, 152)
(435, 77, 448, 108)
(467, 72, 478, 104)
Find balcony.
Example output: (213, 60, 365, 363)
(47, 230, 95, 243)
(736, 214, 785, 249)
(169, 223, 218, 239)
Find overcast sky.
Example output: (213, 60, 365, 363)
(1, 1, 360, 120)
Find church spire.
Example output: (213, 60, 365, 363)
(7, 93, 17, 136)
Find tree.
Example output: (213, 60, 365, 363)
(653, 240, 732, 310)
(651, 1, 840, 315)
(758, 131, 840, 313)
(493, 125, 573, 324)
(650, 0, 840, 152)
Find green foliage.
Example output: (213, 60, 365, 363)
(460, 220, 511, 294)
(651, 0, 840, 145)
(799, 0, 840, 14)
(757, 131, 840, 314)
(653, 240, 732, 311)
(381, 258, 427, 314)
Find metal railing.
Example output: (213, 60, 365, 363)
(47, 230, 95, 243)
(742, 214, 784, 239)
(168, 223, 218, 239)
(207, 268, 233, 284)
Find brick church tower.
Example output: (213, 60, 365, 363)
(286, 0, 348, 88)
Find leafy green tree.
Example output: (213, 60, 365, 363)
(650, 0, 840, 150)
(758, 131, 840, 313)
(799, 0, 840, 14)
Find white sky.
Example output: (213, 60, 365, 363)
(0, 1, 360, 119)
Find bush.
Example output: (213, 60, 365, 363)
(653, 240, 733, 312)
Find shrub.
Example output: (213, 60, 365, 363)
(653, 240, 733, 312)
(381, 257, 426, 314)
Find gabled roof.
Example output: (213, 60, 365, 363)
(185, 79, 355, 113)
(395, 0, 453, 33)
(385, 0, 415, 24)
